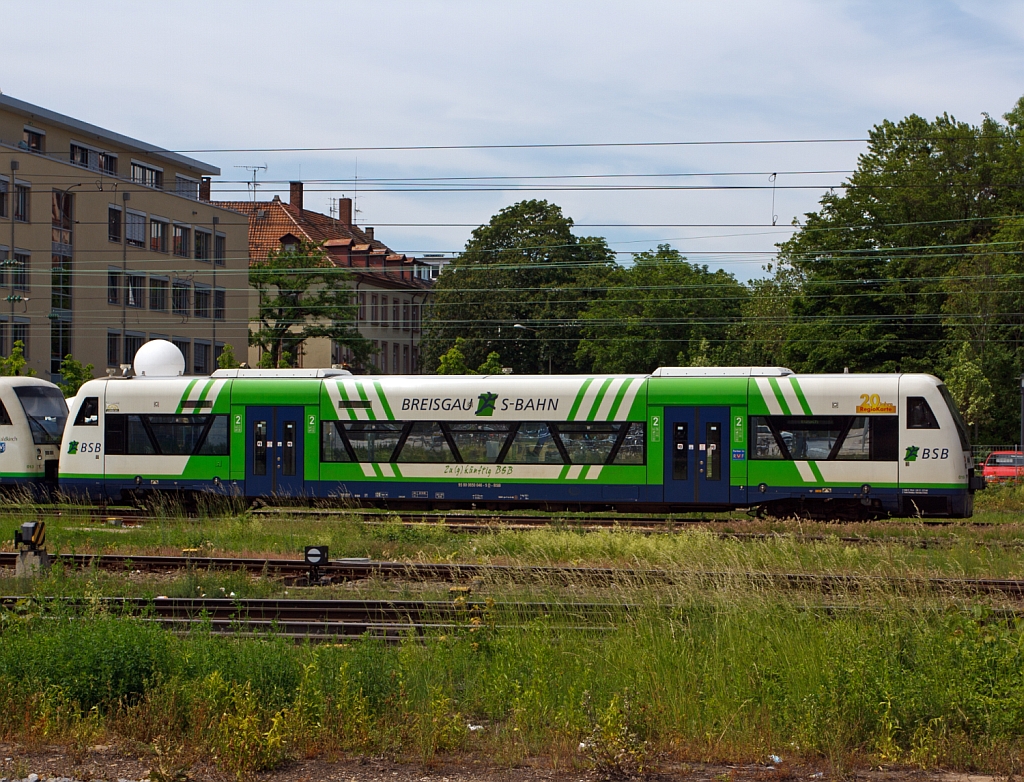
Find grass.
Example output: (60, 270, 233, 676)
(1, 490, 1024, 776)
(1, 585, 1024, 777)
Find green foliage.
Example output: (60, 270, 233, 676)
(422, 200, 615, 374)
(944, 341, 994, 435)
(56, 354, 94, 396)
(0, 340, 34, 377)
(249, 239, 370, 369)
(576, 245, 747, 373)
(437, 337, 504, 375)
(216, 343, 240, 369)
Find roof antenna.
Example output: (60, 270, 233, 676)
(235, 164, 267, 202)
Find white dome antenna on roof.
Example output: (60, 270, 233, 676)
(133, 339, 185, 377)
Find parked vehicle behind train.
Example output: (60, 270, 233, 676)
(59, 341, 981, 518)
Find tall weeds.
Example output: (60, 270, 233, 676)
(1, 582, 1024, 776)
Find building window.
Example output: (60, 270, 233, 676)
(22, 129, 44, 153)
(126, 273, 146, 308)
(412, 345, 418, 374)
(380, 341, 388, 374)
(107, 332, 120, 366)
(392, 300, 400, 330)
(149, 278, 168, 311)
(50, 317, 71, 375)
(124, 332, 144, 364)
(358, 292, 366, 321)
(392, 343, 399, 374)
(175, 175, 199, 200)
(194, 341, 211, 375)
(12, 253, 28, 291)
(194, 285, 211, 318)
(214, 342, 225, 365)
(214, 233, 226, 266)
(214, 288, 225, 320)
(403, 345, 409, 374)
(0, 249, 6, 286)
(107, 269, 121, 304)
(150, 219, 167, 252)
(194, 229, 211, 262)
(172, 338, 190, 372)
(402, 301, 410, 332)
(172, 281, 190, 315)
(173, 225, 190, 257)
(126, 212, 145, 248)
(108, 206, 121, 243)
(12, 322, 28, 357)
(0, 179, 7, 219)
(380, 297, 388, 328)
(52, 190, 73, 246)
(70, 144, 117, 175)
(371, 294, 378, 324)
(13, 185, 28, 222)
(131, 162, 163, 189)
(51, 253, 72, 310)
(412, 302, 421, 333)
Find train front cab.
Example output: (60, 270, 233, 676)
(897, 374, 976, 518)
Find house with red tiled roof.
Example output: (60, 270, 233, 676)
(216, 182, 433, 373)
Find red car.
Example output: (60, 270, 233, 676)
(982, 451, 1024, 484)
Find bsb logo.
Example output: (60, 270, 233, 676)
(67, 440, 79, 455)
(476, 392, 498, 417)
(904, 445, 919, 462)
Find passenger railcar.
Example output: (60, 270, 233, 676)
(58, 353, 981, 517)
(0, 377, 68, 491)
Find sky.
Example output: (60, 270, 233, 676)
(5, 0, 1024, 281)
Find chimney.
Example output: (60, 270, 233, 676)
(338, 197, 352, 224)
(199, 177, 211, 201)
(289, 181, 303, 211)
(365, 226, 374, 241)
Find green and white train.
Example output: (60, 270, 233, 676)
(57, 342, 983, 518)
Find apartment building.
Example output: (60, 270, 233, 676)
(219, 182, 433, 373)
(0, 94, 249, 380)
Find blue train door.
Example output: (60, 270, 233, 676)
(246, 406, 304, 497)
(663, 406, 730, 505)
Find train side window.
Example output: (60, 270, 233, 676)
(611, 422, 645, 465)
(196, 416, 229, 455)
(396, 422, 457, 463)
(126, 415, 157, 455)
(253, 420, 268, 476)
(75, 397, 99, 426)
(447, 422, 512, 463)
(320, 421, 355, 462)
(343, 421, 404, 462)
(672, 422, 688, 480)
(105, 414, 125, 454)
(907, 397, 939, 429)
(282, 421, 297, 476)
(503, 422, 564, 464)
(0, 400, 11, 426)
(557, 422, 620, 465)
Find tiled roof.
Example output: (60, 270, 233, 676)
(215, 197, 431, 291)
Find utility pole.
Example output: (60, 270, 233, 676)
(8, 159, 17, 356)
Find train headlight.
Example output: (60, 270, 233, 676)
(861, 484, 871, 496)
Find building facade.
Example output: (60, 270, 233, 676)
(0, 94, 249, 381)
(219, 182, 433, 373)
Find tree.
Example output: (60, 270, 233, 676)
(217, 343, 241, 369)
(422, 200, 615, 374)
(0, 341, 34, 377)
(250, 239, 370, 369)
(778, 103, 1024, 374)
(56, 355, 94, 396)
(944, 341, 994, 438)
(575, 245, 748, 373)
(436, 337, 505, 375)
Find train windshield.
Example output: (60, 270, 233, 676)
(14, 386, 68, 444)
(937, 384, 971, 451)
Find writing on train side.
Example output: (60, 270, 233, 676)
(67, 441, 102, 455)
(903, 446, 949, 462)
(400, 396, 560, 413)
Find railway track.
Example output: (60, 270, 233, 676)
(0, 595, 621, 641)
(4, 551, 1024, 597)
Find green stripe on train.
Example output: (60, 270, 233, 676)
(567, 378, 594, 421)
